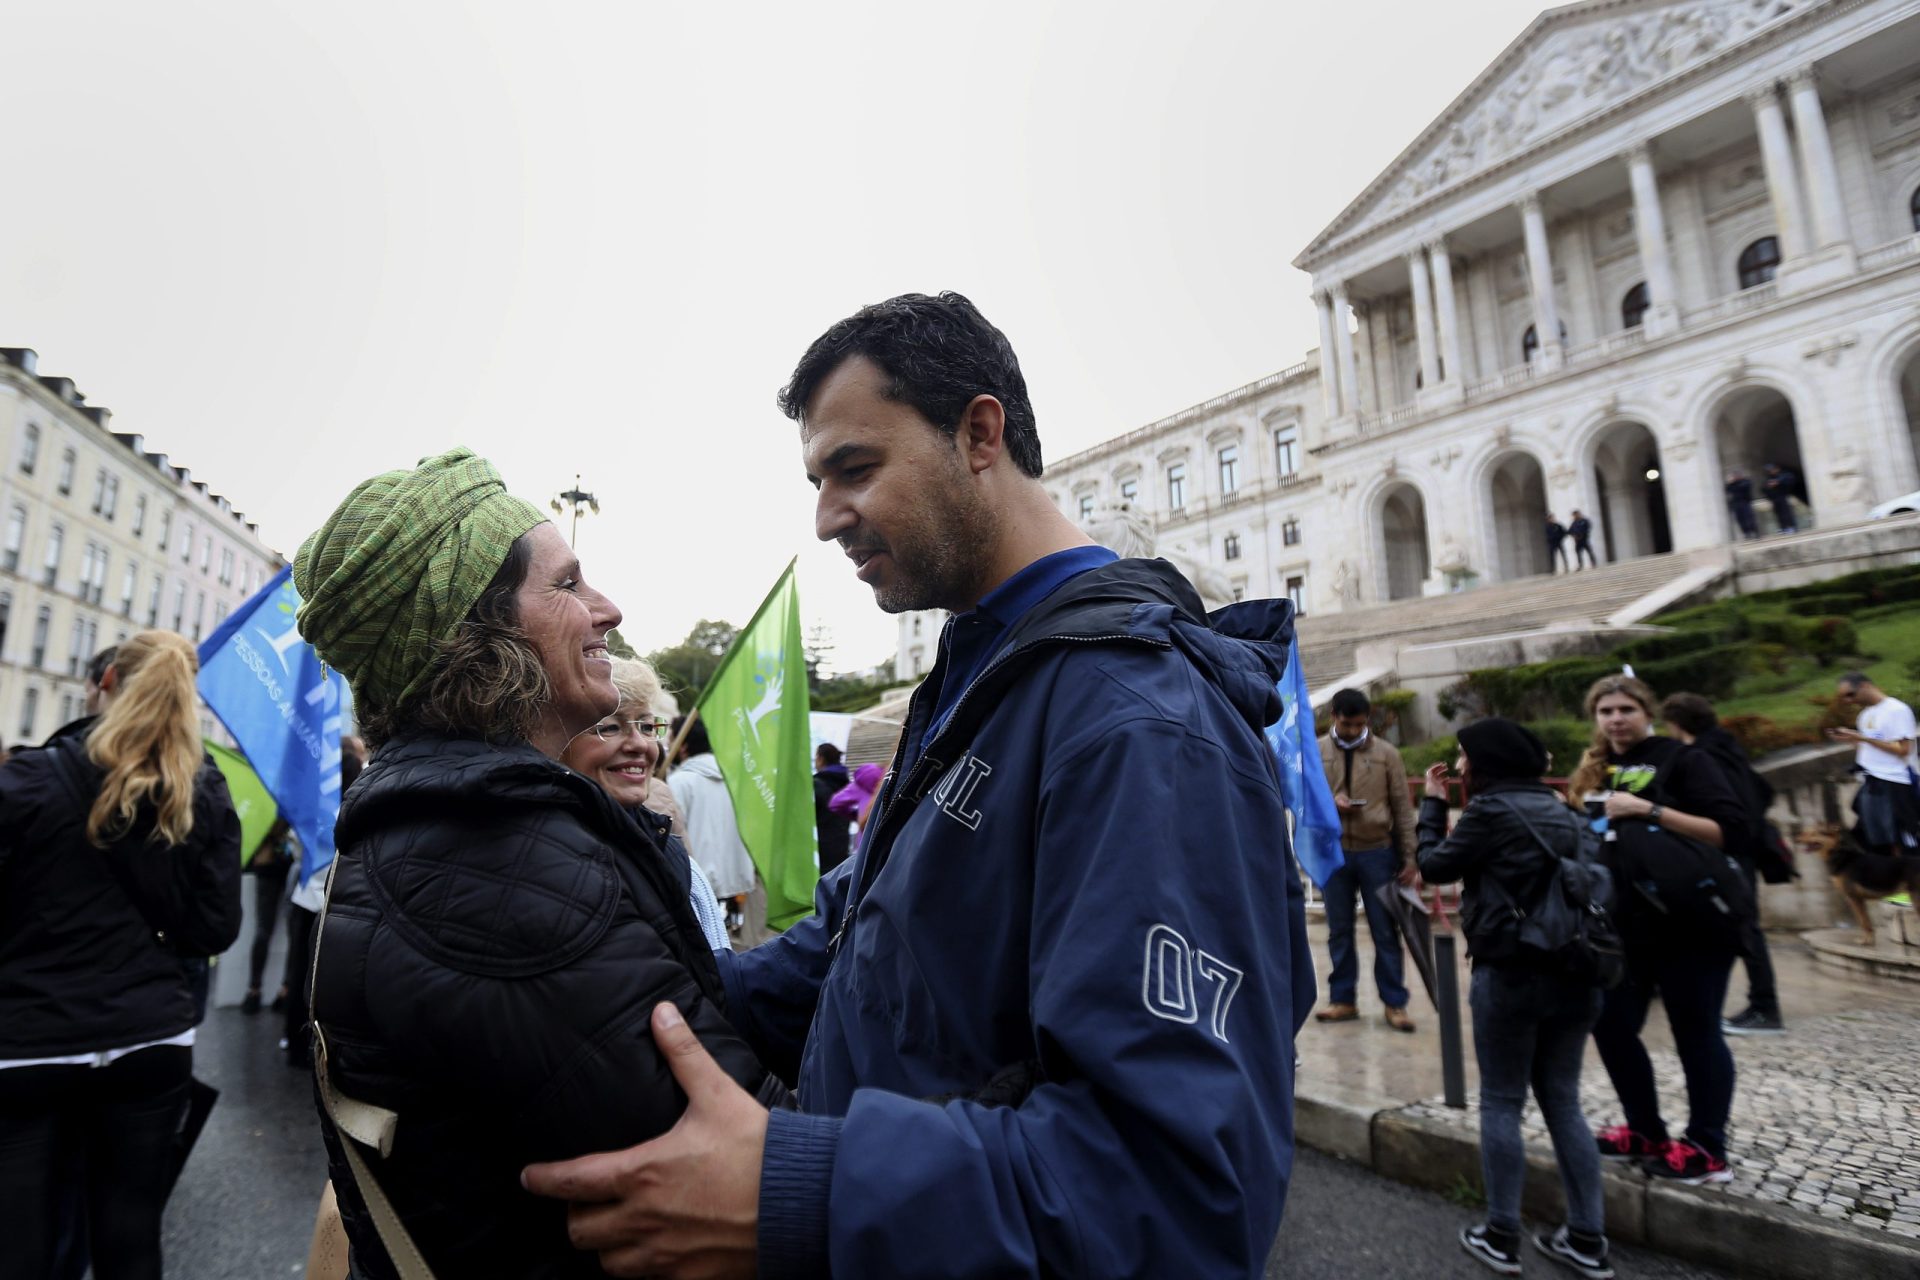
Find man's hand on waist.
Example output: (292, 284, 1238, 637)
(522, 1002, 766, 1279)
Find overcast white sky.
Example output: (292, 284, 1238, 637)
(0, 0, 1550, 672)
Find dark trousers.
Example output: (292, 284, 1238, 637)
(1735, 861, 1777, 1012)
(1592, 946, 1736, 1159)
(1547, 541, 1569, 571)
(1472, 967, 1605, 1238)
(1573, 540, 1597, 568)
(283, 903, 318, 1066)
(248, 862, 290, 992)
(0, 1045, 192, 1280)
(1729, 502, 1758, 538)
(1768, 497, 1797, 534)
(1323, 847, 1409, 1008)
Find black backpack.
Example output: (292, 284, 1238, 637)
(1605, 817, 1754, 954)
(1486, 802, 1627, 990)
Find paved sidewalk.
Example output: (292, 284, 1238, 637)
(1294, 914, 1920, 1276)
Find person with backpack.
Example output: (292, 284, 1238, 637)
(1568, 675, 1753, 1187)
(1660, 692, 1789, 1036)
(1417, 718, 1614, 1279)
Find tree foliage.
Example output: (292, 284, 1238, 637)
(646, 618, 740, 706)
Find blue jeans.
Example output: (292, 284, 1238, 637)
(1323, 846, 1408, 1007)
(1471, 966, 1605, 1238)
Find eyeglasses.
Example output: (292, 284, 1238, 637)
(584, 718, 669, 742)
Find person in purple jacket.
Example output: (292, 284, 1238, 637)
(524, 292, 1315, 1279)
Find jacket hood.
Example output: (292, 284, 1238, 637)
(999, 557, 1294, 735)
(341, 734, 631, 849)
(676, 753, 725, 782)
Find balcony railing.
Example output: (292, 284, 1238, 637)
(1684, 281, 1777, 328)
(1860, 233, 1920, 272)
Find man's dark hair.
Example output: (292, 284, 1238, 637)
(816, 742, 842, 767)
(675, 715, 712, 758)
(1330, 688, 1371, 719)
(1839, 671, 1872, 690)
(1659, 692, 1718, 737)
(86, 646, 118, 688)
(777, 292, 1043, 477)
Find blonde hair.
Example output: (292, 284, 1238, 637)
(86, 630, 204, 847)
(609, 656, 664, 715)
(1566, 673, 1660, 803)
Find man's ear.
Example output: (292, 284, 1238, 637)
(954, 395, 1006, 476)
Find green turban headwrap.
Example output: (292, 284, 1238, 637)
(294, 448, 545, 710)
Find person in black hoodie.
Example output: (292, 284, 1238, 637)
(0, 629, 243, 1280)
(293, 450, 785, 1280)
(1418, 718, 1612, 1279)
(812, 742, 852, 875)
(1568, 675, 1750, 1187)
(1660, 692, 1785, 1036)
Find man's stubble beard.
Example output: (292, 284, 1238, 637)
(871, 473, 999, 615)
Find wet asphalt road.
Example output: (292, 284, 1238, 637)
(160, 1008, 1736, 1279)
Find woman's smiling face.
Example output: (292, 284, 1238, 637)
(563, 701, 664, 808)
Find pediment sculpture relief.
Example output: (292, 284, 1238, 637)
(1364, 2, 1805, 226)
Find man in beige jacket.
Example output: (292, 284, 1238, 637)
(1315, 688, 1419, 1032)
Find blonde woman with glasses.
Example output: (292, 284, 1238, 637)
(562, 656, 730, 950)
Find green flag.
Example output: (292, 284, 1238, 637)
(695, 559, 817, 930)
(206, 740, 279, 866)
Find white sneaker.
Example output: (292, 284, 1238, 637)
(1532, 1225, 1615, 1279)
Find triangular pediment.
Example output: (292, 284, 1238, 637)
(1298, 0, 1811, 265)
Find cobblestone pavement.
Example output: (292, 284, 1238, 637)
(1400, 1007, 1920, 1239)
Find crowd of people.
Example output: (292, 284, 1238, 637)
(0, 288, 1909, 1280)
(1313, 664, 1919, 1278)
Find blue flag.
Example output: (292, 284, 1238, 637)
(197, 566, 346, 887)
(1264, 637, 1345, 888)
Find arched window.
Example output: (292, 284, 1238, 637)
(1622, 282, 1649, 330)
(1738, 236, 1780, 289)
(1521, 320, 1568, 364)
(1910, 185, 1920, 232)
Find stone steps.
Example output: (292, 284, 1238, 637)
(1294, 548, 1724, 693)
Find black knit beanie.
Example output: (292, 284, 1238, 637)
(1457, 717, 1549, 782)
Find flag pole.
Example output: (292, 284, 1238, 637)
(656, 555, 797, 780)
(658, 706, 699, 782)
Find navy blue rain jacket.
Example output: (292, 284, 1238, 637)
(719, 557, 1315, 1278)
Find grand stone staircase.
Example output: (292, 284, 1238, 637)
(1295, 547, 1728, 693)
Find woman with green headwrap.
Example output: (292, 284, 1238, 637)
(296, 449, 785, 1280)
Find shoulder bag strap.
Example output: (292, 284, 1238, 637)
(308, 867, 439, 1280)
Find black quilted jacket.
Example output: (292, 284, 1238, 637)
(0, 717, 242, 1056)
(312, 734, 785, 1280)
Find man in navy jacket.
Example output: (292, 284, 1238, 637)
(525, 291, 1315, 1278)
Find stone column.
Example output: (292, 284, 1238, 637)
(1625, 142, 1680, 336)
(1786, 67, 1853, 253)
(1520, 193, 1563, 369)
(1749, 82, 1810, 259)
(1428, 240, 1464, 389)
(1357, 304, 1384, 415)
(1405, 250, 1440, 391)
(1314, 291, 1342, 417)
(1330, 283, 1360, 420)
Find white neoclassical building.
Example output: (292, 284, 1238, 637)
(0, 348, 284, 744)
(896, 0, 1920, 678)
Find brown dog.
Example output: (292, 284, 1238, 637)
(1812, 826, 1920, 942)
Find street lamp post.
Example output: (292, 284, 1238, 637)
(551, 475, 600, 547)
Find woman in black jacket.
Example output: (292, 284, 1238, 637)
(1417, 719, 1611, 1279)
(0, 629, 243, 1280)
(1566, 674, 1750, 1188)
(295, 450, 783, 1279)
